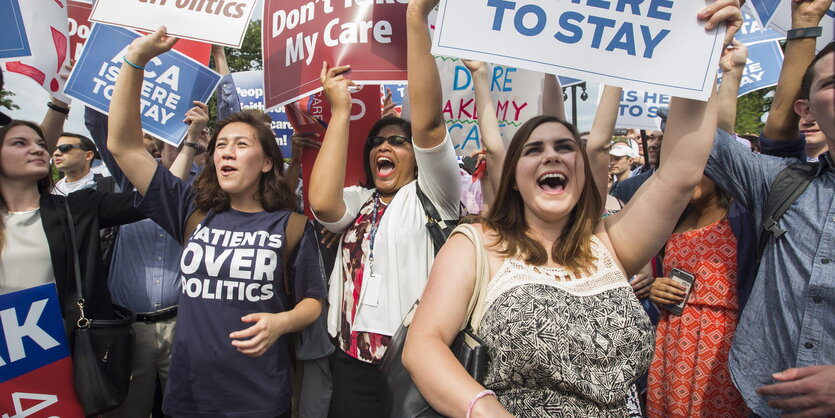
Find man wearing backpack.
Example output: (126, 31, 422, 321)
(705, 24, 834, 416)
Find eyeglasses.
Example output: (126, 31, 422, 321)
(368, 135, 412, 147)
(54, 144, 84, 154)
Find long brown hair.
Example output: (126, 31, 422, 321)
(483, 115, 602, 275)
(192, 110, 295, 212)
(0, 120, 56, 252)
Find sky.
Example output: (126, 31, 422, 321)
(1, 0, 599, 139)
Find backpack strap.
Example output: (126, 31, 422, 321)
(182, 209, 207, 246)
(282, 212, 308, 300)
(415, 182, 458, 255)
(757, 162, 818, 262)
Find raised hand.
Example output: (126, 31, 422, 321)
(319, 62, 356, 114)
(184, 101, 209, 139)
(126, 26, 178, 67)
(719, 39, 748, 74)
(698, 0, 743, 47)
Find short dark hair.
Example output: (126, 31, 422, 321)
(800, 41, 834, 100)
(60, 132, 98, 166)
(361, 116, 413, 188)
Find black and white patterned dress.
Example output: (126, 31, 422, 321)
(478, 236, 654, 417)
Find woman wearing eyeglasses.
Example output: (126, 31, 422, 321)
(308, 13, 461, 414)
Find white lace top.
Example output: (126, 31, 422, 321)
(478, 236, 654, 417)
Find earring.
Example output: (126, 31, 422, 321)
(512, 183, 518, 190)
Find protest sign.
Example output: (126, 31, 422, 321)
(89, 0, 256, 48)
(612, 88, 668, 131)
(732, 41, 783, 97)
(0, 0, 31, 61)
(263, 0, 409, 110)
(432, 0, 725, 101)
(768, 1, 835, 53)
(230, 70, 294, 158)
(737, 3, 783, 46)
(749, 0, 782, 29)
(294, 86, 381, 217)
(432, 58, 542, 157)
(3, 0, 70, 102)
(64, 24, 221, 146)
(382, 84, 406, 116)
(0, 284, 84, 417)
(70, 1, 211, 65)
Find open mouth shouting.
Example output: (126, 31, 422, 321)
(220, 164, 238, 176)
(537, 171, 567, 194)
(376, 156, 395, 179)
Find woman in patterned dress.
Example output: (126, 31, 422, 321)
(401, 2, 743, 416)
(646, 176, 749, 417)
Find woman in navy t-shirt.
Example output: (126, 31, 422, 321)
(107, 28, 327, 418)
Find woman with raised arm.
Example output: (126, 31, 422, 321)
(307, 0, 460, 413)
(402, 1, 741, 415)
(106, 28, 326, 418)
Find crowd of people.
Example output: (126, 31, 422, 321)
(0, 0, 833, 416)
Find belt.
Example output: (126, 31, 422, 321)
(135, 305, 178, 323)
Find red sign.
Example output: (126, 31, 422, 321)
(68, 1, 211, 65)
(290, 86, 382, 218)
(263, 0, 408, 110)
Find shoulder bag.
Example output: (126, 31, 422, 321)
(380, 223, 491, 417)
(63, 200, 136, 416)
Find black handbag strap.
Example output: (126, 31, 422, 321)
(63, 199, 90, 327)
(414, 182, 457, 253)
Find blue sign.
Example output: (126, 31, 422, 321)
(749, 0, 782, 28)
(0, 284, 68, 383)
(738, 6, 783, 45)
(64, 24, 221, 146)
(737, 41, 784, 97)
(382, 84, 406, 106)
(231, 70, 293, 158)
(0, 0, 31, 60)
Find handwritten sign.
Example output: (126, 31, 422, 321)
(432, 0, 725, 101)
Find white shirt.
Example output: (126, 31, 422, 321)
(53, 170, 96, 195)
(317, 134, 461, 337)
(1, 209, 54, 294)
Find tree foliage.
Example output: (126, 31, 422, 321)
(221, 20, 263, 72)
(0, 89, 19, 111)
(735, 87, 774, 134)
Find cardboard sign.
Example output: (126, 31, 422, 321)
(294, 86, 381, 218)
(0, 284, 84, 417)
(0, 0, 31, 61)
(89, 0, 256, 48)
(736, 3, 783, 46)
(230, 70, 294, 158)
(69, 1, 211, 65)
(263, 0, 409, 110)
(64, 24, 221, 146)
(768, 1, 835, 53)
(434, 58, 542, 156)
(613, 88, 669, 131)
(3, 0, 70, 102)
(432, 0, 725, 101)
(722, 41, 784, 97)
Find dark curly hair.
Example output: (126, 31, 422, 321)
(192, 110, 295, 212)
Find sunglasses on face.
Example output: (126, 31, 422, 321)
(54, 144, 84, 154)
(368, 135, 412, 147)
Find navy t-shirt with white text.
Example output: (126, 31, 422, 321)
(136, 165, 326, 418)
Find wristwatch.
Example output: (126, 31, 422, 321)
(47, 102, 70, 114)
(183, 141, 199, 150)
(787, 26, 823, 40)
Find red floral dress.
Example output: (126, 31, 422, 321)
(646, 219, 749, 417)
(337, 195, 391, 364)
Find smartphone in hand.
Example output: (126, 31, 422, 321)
(663, 268, 695, 316)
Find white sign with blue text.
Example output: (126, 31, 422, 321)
(64, 24, 221, 147)
(612, 87, 668, 131)
(737, 3, 783, 46)
(767, 0, 834, 53)
(432, 0, 725, 101)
